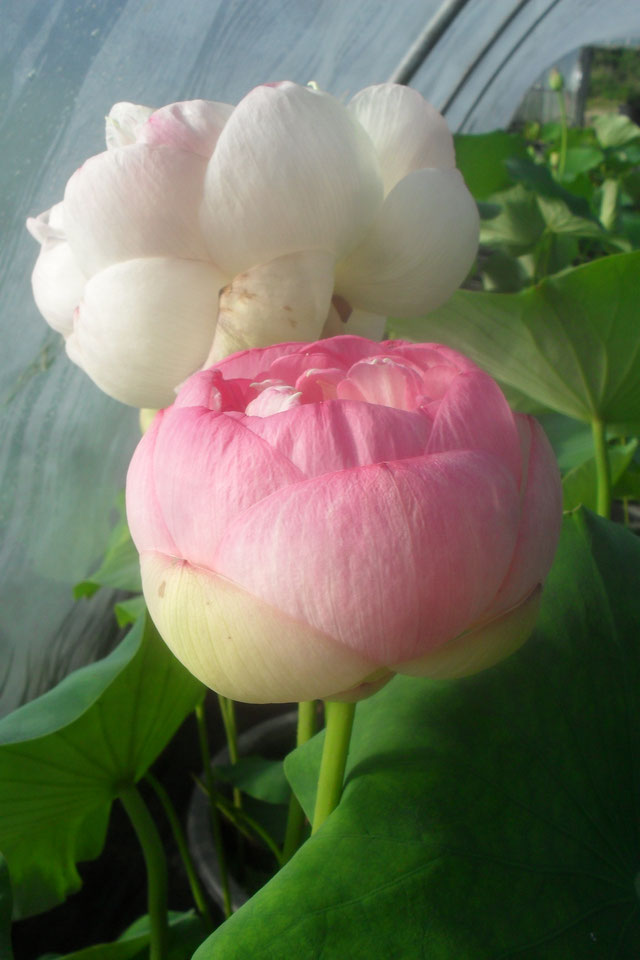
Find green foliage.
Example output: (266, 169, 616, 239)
(562, 440, 638, 512)
(0, 614, 203, 919)
(0, 858, 13, 960)
(40, 912, 207, 960)
(456, 112, 640, 292)
(391, 252, 640, 429)
(213, 757, 289, 805)
(194, 511, 640, 959)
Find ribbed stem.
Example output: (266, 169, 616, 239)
(591, 418, 612, 519)
(312, 701, 356, 835)
(195, 701, 232, 917)
(282, 701, 318, 863)
(118, 784, 168, 960)
(217, 695, 241, 809)
(145, 772, 213, 928)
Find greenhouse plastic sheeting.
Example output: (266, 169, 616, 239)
(2, 0, 640, 715)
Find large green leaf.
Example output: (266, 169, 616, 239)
(391, 251, 640, 428)
(195, 511, 640, 959)
(0, 857, 13, 960)
(0, 614, 203, 918)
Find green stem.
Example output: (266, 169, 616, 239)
(312, 701, 356, 835)
(195, 701, 232, 917)
(145, 772, 213, 929)
(600, 178, 619, 232)
(213, 789, 284, 867)
(555, 89, 568, 180)
(118, 784, 169, 960)
(217, 694, 241, 809)
(591, 418, 612, 519)
(282, 701, 318, 863)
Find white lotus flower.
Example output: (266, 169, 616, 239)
(27, 83, 479, 408)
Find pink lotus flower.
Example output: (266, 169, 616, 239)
(27, 84, 479, 408)
(126, 336, 562, 704)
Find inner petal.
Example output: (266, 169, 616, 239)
(337, 357, 425, 410)
(241, 398, 430, 477)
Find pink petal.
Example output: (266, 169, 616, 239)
(212, 341, 304, 381)
(214, 450, 520, 663)
(140, 553, 377, 703)
(244, 385, 302, 417)
(427, 370, 522, 484)
(295, 367, 344, 402)
(269, 351, 344, 384)
(487, 416, 562, 616)
(126, 411, 181, 557)
(241, 399, 430, 477)
(150, 407, 306, 567)
(396, 585, 541, 679)
(174, 369, 255, 413)
(389, 342, 478, 375)
(337, 356, 425, 410)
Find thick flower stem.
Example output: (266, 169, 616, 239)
(145, 771, 213, 929)
(312, 701, 356, 835)
(195, 700, 232, 918)
(118, 784, 169, 960)
(591, 417, 612, 519)
(282, 701, 318, 863)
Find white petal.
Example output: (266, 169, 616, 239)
(64, 144, 210, 276)
(201, 82, 383, 275)
(206, 250, 334, 363)
(335, 168, 479, 316)
(141, 552, 376, 703)
(31, 237, 86, 336)
(349, 84, 455, 194)
(139, 99, 234, 158)
(67, 256, 225, 407)
(106, 102, 154, 149)
(26, 202, 65, 243)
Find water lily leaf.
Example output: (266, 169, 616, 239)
(213, 757, 289, 805)
(562, 440, 638, 511)
(391, 251, 640, 429)
(194, 510, 640, 959)
(40, 911, 207, 960)
(0, 614, 203, 918)
(74, 497, 141, 599)
(0, 857, 13, 960)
